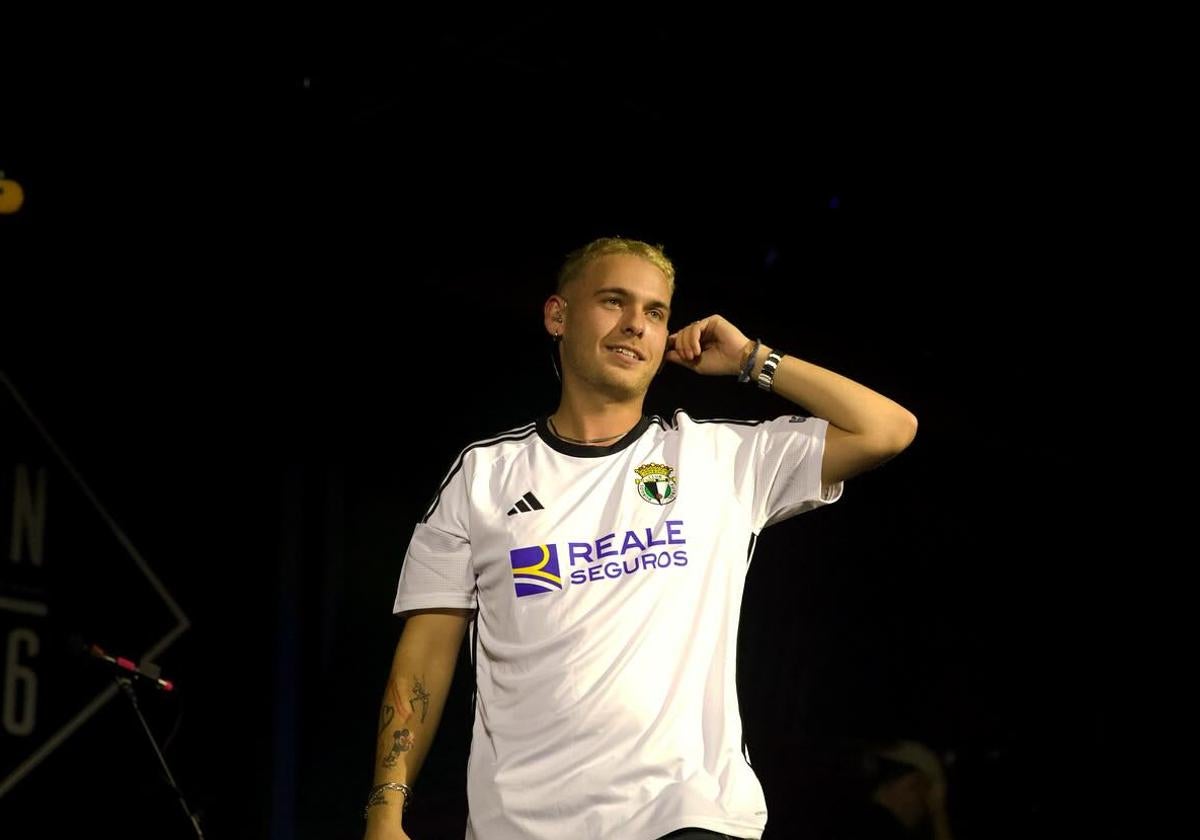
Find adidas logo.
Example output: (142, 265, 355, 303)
(506, 491, 544, 516)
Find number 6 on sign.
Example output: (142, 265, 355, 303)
(4, 628, 39, 736)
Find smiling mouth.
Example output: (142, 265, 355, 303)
(606, 346, 644, 361)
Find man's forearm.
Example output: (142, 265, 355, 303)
(745, 342, 917, 447)
(372, 669, 442, 787)
(367, 611, 470, 824)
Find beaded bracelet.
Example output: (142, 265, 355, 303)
(757, 350, 783, 392)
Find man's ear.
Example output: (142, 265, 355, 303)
(543, 295, 567, 337)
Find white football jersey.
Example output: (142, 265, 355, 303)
(394, 409, 842, 840)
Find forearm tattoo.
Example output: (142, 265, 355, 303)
(376, 674, 429, 769)
(410, 677, 431, 723)
(382, 728, 414, 768)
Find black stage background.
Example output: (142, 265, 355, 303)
(2, 14, 1121, 839)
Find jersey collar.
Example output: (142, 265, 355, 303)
(535, 415, 651, 458)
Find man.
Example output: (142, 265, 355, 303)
(363, 237, 918, 839)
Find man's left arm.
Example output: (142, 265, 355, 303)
(666, 315, 918, 486)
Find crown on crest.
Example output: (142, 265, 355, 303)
(634, 463, 671, 479)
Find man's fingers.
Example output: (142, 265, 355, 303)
(668, 330, 685, 360)
(669, 322, 703, 361)
(665, 348, 696, 367)
(667, 333, 691, 361)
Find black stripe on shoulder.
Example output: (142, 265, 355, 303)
(671, 407, 764, 428)
(421, 424, 537, 523)
(485, 421, 539, 440)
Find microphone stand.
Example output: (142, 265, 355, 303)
(113, 674, 205, 840)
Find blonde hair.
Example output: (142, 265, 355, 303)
(556, 237, 675, 296)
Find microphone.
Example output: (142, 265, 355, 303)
(81, 640, 175, 692)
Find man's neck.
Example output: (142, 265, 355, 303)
(550, 390, 644, 445)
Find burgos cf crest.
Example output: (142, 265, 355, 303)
(634, 462, 677, 505)
(509, 544, 563, 598)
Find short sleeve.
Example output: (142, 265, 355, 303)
(731, 415, 843, 532)
(393, 454, 477, 616)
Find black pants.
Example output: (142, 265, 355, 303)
(657, 830, 747, 840)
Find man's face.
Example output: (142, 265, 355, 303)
(553, 254, 672, 401)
